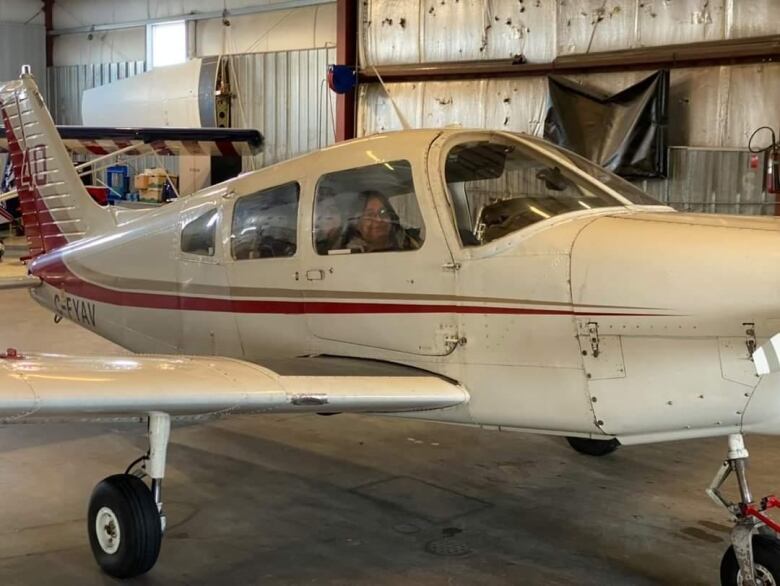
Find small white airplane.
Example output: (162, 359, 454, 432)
(1, 67, 779, 585)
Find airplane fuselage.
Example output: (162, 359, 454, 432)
(26, 129, 780, 445)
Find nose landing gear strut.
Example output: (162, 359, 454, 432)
(708, 434, 780, 586)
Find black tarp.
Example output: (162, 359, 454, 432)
(543, 70, 669, 178)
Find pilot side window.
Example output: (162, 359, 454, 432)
(231, 182, 299, 260)
(181, 208, 217, 256)
(313, 160, 425, 255)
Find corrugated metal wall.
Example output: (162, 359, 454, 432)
(638, 149, 771, 215)
(228, 47, 337, 167)
(360, 0, 778, 65)
(46, 61, 147, 125)
(358, 63, 780, 149)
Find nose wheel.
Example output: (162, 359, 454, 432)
(87, 412, 170, 578)
(721, 535, 780, 586)
(708, 434, 780, 586)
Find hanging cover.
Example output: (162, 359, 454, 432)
(543, 70, 669, 179)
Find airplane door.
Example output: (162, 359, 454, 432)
(177, 202, 242, 357)
(223, 181, 308, 361)
(301, 155, 459, 356)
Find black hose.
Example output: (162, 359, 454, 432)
(125, 452, 149, 475)
(748, 126, 778, 154)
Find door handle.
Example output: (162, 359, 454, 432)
(306, 269, 325, 281)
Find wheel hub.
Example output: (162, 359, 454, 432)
(738, 564, 777, 586)
(95, 506, 121, 554)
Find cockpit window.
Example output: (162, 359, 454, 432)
(313, 160, 425, 255)
(181, 208, 217, 256)
(232, 182, 299, 260)
(445, 141, 622, 246)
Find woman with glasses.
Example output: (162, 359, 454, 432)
(344, 191, 420, 253)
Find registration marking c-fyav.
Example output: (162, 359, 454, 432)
(54, 292, 96, 327)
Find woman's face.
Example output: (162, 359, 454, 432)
(359, 196, 393, 248)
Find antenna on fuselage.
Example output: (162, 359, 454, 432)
(370, 65, 411, 131)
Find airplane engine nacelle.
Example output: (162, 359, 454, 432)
(570, 211, 780, 443)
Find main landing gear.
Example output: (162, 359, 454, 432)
(87, 412, 170, 578)
(708, 434, 780, 586)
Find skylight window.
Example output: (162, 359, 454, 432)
(149, 21, 186, 68)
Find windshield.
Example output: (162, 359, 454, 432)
(522, 135, 662, 206)
(444, 140, 626, 246)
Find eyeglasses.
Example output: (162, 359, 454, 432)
(362, 208, 391, 220)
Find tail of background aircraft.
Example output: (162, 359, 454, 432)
(0, 67, 112, 257)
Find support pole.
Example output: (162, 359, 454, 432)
(43, 0, 55, 68)
(335, 0, 357, 142)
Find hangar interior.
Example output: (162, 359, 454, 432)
(0, 1, 778, 585)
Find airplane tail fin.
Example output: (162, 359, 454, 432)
(0, 68, 112, 257)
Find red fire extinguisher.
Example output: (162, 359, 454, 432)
(749, 126, 779, 195)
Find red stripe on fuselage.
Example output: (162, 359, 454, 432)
(30, 252, 667, 317)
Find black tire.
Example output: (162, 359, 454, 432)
(87, 474, 162, 579)
(566, 436, 620, 457)
(721, 535, 780, 585)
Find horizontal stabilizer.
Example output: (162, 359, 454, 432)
(0, 353, 469, 423)
(0, 276, 40, 290)
(0, 126, 263, 157)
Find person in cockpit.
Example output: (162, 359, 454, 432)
(345, 191, 420, 253)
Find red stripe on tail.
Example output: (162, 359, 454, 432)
(1, 110, 67, 256)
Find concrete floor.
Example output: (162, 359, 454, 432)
(0, 253, 778, 585)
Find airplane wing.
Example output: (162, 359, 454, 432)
(0, 352, 469, 423)
(0, 126, 263, 157)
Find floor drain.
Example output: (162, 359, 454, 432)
(425, 538, 472, 557)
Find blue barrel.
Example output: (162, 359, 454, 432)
(106, 165, 129, 199)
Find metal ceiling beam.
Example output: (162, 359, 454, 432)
(50, 0, 335, 36)
(360, 35, 780, 83)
